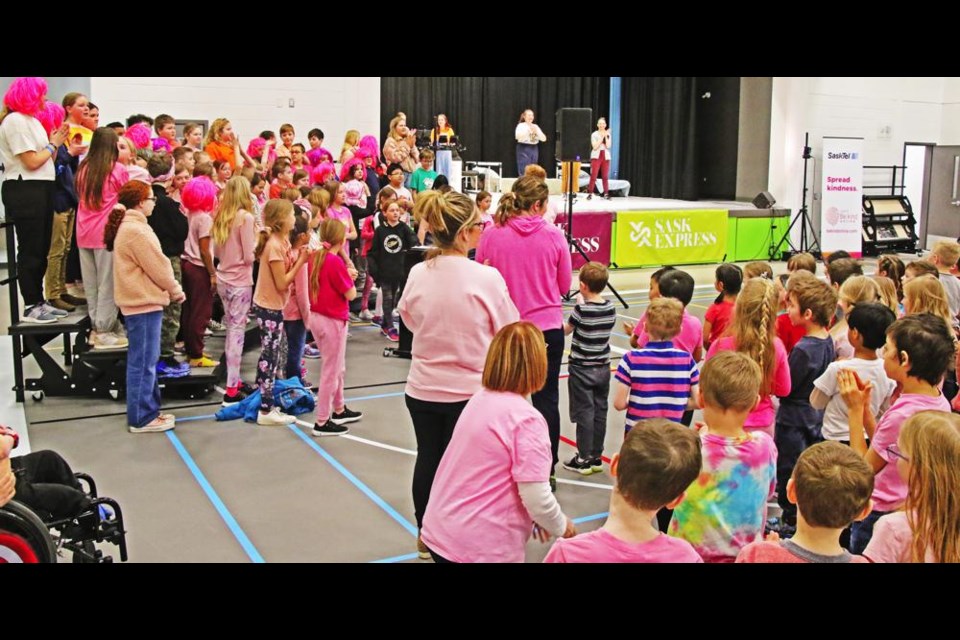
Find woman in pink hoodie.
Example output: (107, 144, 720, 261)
(475, 175, 572, 489)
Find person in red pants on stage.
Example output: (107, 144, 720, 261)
(588, 117, 611, 200)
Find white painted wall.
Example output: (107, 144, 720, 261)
(940, 77, 960, 144)
(88, 77, 381, 154)
(769, 77, 945, 245)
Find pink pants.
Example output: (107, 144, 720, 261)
(309, 313, 348, 423)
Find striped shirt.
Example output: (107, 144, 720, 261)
(569, 300, 616, 365)
(615, 342, 699, 428)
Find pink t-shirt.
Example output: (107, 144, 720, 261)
(736, 540, 868, 563)
(214, 211, 256, 288)
(544, 529, 703, 563)
(705, 300, 735, 345)
(863, 511, 935, 563)
(706, 336, 791, 428)
(182, 212, 213, 268)
(76, 163, 129, 249)
(870, 392, 951, 512)
(283, 247, 311, 322)
(634, 309, 703, 358)
(475, 215, 572, 332)
(343, 179, 367, 209)
(326, 204, 352, 254)
(308, 253, 354, 321)
(398, 256, 520, 403)
(420, 389, 553, 563)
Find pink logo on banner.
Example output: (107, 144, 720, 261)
(825, 206, 840, 226)
(554, 211, 613, 269)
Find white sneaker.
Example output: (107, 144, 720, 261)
(41, 302, 69, 318)
(129, 414, 175, 433)
(358, 309, 374, 321)
(23, 304, 59, 324)
(257, 407, 294, 426)
(94, 332, 129, 350)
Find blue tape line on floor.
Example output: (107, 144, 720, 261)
(572, 512, 609, 524)
(370, 552, 420, 564)
(166, 431, 265, 563)
(287, 424, 419, 537)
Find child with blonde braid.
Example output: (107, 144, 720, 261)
(705, 278, 790, 438)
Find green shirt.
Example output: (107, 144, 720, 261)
(410, 168, 438, 192)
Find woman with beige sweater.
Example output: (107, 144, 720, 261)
(105, 180, 186, 434)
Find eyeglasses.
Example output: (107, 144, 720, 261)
(145, 197, 157, 202)
(886, 444, 910, 463)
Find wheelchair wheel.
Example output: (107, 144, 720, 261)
(0, 501, 57, 563)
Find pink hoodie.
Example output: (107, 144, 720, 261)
(475, 214, 572, 331)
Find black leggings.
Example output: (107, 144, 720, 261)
(1, 179, 53, 307)
(533, 328, 565, 473)
(406, 395, 469, 528)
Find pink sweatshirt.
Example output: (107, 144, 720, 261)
(76, 163, 129, 250)
(214, 211, 256, 288)
(398, 256, 520, 402)
(475, 214, 572, 332)
(112, 210, 183, 315)
(283, 247, 311, 322)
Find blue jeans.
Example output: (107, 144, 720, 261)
(516, 144, 539, 177)
(849, 508, 890, 555)
(125, 310, 162, 428)
(284, 318, 307, 382)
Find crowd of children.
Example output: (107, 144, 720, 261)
(3, 77, 960, 563)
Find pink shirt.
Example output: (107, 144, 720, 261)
(283, 247, 311, 322)
(343, 179, 367, 209)
(705, 300, 735, 345)
(706, 336, 791, 428)
(544, 529, 703, 563)
(864, 511, 935, 563)
(326, 204, 352, 254)
(76, 163, 129, 249)
(420, 389, 553, 563)
(475, 215, 572, 332)
(870, 392, 951, 512)
(308, 253, 354, 321)
(634, 309, 703, 357)
(399, 256, 520, 403)
(182, 213, 213, 268)
(736, 540, 868, 563)
(214, 211, 256, 288)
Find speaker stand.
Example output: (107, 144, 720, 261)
(771, 132, 822, 261)
(561, 161, 628, 309)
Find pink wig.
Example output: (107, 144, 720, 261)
(248, 137, 277, 165)
(152, 137, 172, 153)
(36, 101, 65, 136)
(126, 123, 152, 150)
(307, 148, 334, 167)
(359, 135, 380, 161)
(181, 176, 218, 213)
(2, 77, 47, 116)
(311, 161, 336, 185)
(339, 157, 367, 182)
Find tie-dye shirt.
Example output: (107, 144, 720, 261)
(669, 430, 777, 563)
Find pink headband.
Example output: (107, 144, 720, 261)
(321, 241, 332, 250)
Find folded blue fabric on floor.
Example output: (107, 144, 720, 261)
(215, 377, 316, 422)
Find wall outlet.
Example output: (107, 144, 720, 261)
(878, 125, 892, 139)
(288, 98, 296, 108)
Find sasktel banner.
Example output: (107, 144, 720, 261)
(821, 137, 864, 256)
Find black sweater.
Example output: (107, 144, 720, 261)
(148, 184, 189, 258)
(368, 221, 419, 283)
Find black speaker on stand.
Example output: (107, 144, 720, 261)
(554, 108, 628, 309)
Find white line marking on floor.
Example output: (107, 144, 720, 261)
(294, 419, 418, 455)
(556, 478, 614, 490)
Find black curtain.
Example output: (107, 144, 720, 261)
(619, 77, 699, 200)
(381, 77, 609, 177)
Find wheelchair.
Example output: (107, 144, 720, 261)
(0, 472, 128, 563)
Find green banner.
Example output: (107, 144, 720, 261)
(614, 210, 729, 267)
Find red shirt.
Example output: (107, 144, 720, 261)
(705, 300, 735, 345)
(308, 253, 354, 321)
(776, 312, 807, 353)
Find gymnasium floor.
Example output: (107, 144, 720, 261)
(7, 258, 878, 563)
